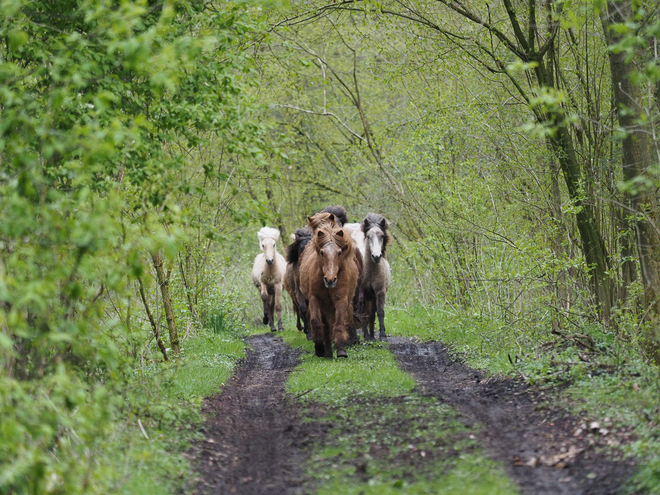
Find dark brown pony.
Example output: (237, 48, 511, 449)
(299, 225, 359, 358)
(283, 227, 313, 336)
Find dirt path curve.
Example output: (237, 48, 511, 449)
(389, 337, 637, 495)
(193, 333, 313, 495)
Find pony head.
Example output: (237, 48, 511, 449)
(307, 212, 340, 233)
(314, 225, 353, 289)
(361, 213, 390, 263)
(257, 227, 280, 265)
(321, 205, 348, 227)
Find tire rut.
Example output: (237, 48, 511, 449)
(389, 337, 637, 495)
(193, 333, 313, 495)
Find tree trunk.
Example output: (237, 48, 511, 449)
(549, 123, 613, 319)
(137, 277, 169, 361)
(602, 1, 660, 354)
(151, 252, 180, 356)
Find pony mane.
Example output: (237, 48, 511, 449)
(314, 225, 352, 251)
(321, 205, 348, 226)
(257, 226, 280, 243)
(286, 227, 312, 264)
(361, 213, 390, 254)
(307, 212, 340, 233)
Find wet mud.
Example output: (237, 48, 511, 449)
(192, 334, 315, 495)
(192, 333, 638, 495)
(389, 337, 638, 495)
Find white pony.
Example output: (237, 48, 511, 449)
(252, 227, 286, 332)
(360, 214, 391, 341)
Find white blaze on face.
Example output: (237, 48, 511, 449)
(367, 227, 384, 262)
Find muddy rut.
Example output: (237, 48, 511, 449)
(389, 337, 636, 495)
(194, 334, 637, 494)
(193, 334, 311, 495)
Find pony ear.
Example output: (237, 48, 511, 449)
(308, 216, 314, 223)
(380, 218, 388, 229)
(336, 229, 344, 237)
(328, 213, 335, 222)
(317, 230, 325, 237)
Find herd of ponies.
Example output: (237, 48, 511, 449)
(251, 206, 391, 359)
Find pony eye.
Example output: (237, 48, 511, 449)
(338, 250, 342, 256)
(320, 251, 324, 257)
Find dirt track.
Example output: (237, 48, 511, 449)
(389, 337, 637, 495)
(193, 334, 637, 494)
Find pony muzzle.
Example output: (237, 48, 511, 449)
(371, 254, 382, 263)
(323, 276, 337, 288)
(266, 258, 274, 265)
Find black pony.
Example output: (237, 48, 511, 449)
(283, 227, 313, 335)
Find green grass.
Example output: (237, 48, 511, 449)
(164, 332, 245, 400)
(282, 331, 416, 403)
(306, 398, 517, 495)
(105, 327, 247, 494)
(316, 455, 518, 495)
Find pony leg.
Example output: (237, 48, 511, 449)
(362, 300, 374, 341)
(298, 291, 312, 340)
(260, 283, 270, 326)
(376, 290, 387, 340)
(332, 300, 350, 358)
(323, 317, 333, 359)
(275, 284, 284, 332)
(368, 305, 376, 341)
(268, 292, 276, 332)
(308, 297, 325, 357)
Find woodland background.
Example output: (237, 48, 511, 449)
(1, 0, 660, 492)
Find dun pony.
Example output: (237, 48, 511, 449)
(360, 213, 391, 341)
(299, 224, 359, 358)
(251, 227, 286, 332)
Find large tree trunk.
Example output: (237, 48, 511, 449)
(602, 1, 660, 354)
(152, 252, 180, 356)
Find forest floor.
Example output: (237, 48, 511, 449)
(191, 333, 638, 494)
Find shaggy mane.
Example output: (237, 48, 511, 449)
(257, 226, 280, 242)
(314, 225, 352, 251)
(321, 205, 348, 226)
(286, 227, 312, 264)
(307, 212, 340, 233)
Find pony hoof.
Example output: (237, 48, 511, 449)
(270, 327, 277, 332)
(336, 348, 348, 358)
(314, 343, 325, 357)
(306, 332, 313, 341)
(379, 333, 387, 341)
(262, 315, 269, 325)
